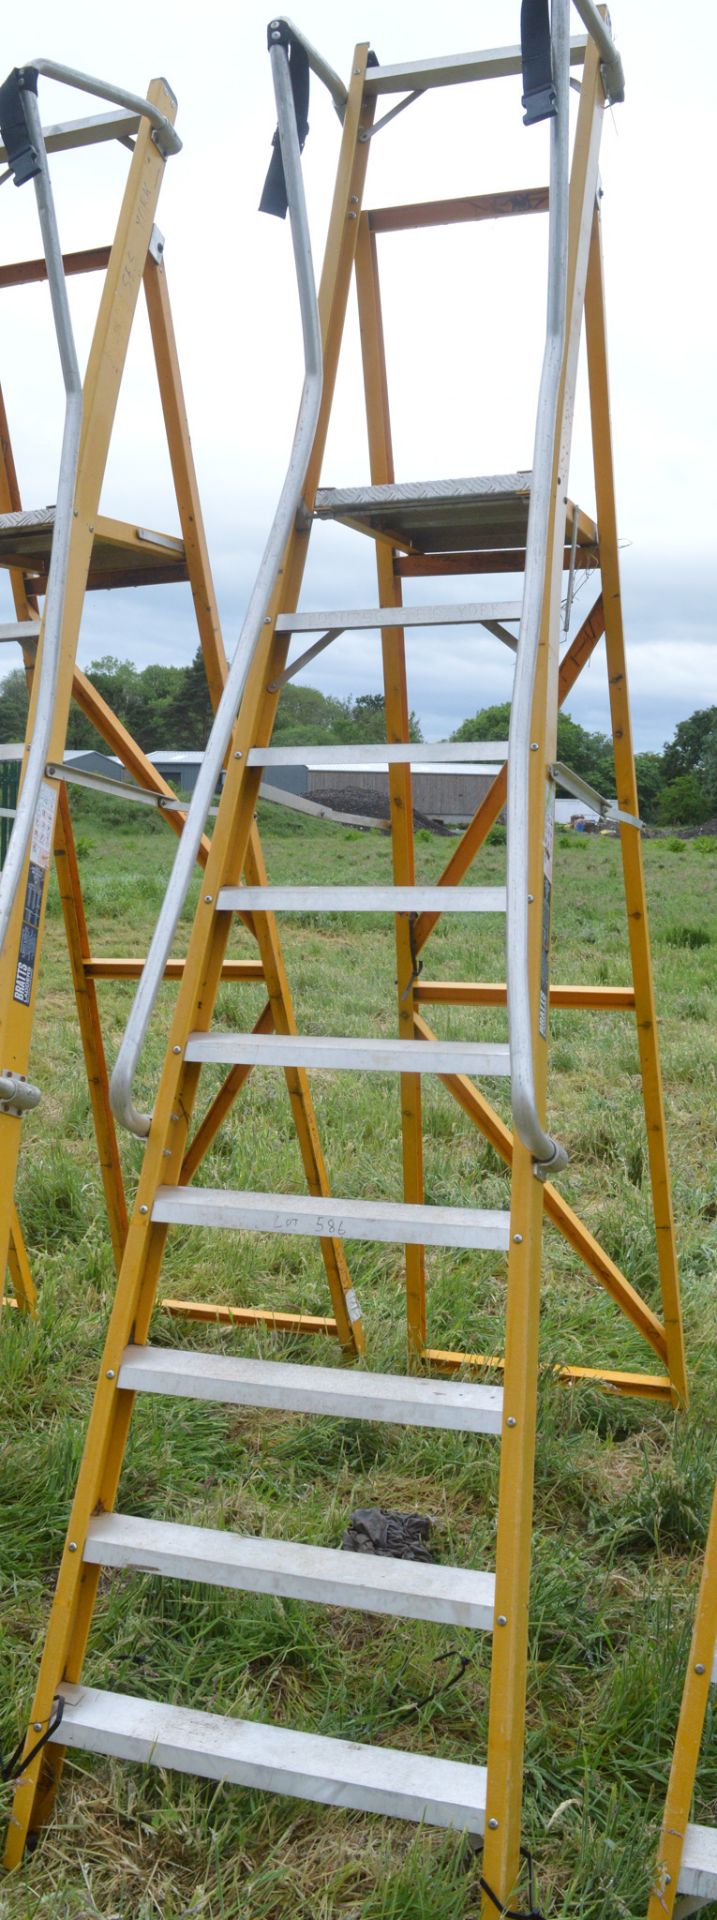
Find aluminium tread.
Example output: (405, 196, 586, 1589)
(183, 1032, 510, 1076)
(151, 1185, 511, 1251)
(117, 1346, 504, 1433)
(216, 885, 507, 914)
(84, 1514, 495, 1629)
(247, 741, 508, 766)
(55, 1685, 487, 1831)
(679, 1820, 717, 1898)
(273, 601, 522, 631)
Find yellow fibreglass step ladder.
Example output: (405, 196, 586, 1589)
(5, 11, 685, 1916)
(0, 57, 180, 1309)
(0, 57, 361, 1356)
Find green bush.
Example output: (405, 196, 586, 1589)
(657, 772, 711, 826)
(665, 836, 687, 853)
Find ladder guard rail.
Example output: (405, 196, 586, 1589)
(0, 57, 181, 972)
(0, 83, 83, 972)
(269, 19, 348, 120)
(0, 1070, 41, 1113)
(571, 1, 624, 104)
(110, 35, 323, 1137)
(506, 0, 569, 1179)
(27, 59, 181, 155)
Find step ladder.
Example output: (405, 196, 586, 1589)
(0, 60, 361, 1354)
(647, 1482, 717, 1918)
(0, 58, 179, 1309)
(5, 10, 684, 1915)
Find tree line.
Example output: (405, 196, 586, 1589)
(0, 656, 421, 757)
(0, 652, 713, 824)
(451, 701, 717, 825)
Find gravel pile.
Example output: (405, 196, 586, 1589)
(316, 784, 453, 835)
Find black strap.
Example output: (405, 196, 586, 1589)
(388, 1650, 473, 1715)
(259, 21, 310, 220)
(399, 912, 424, 1002)
(0, 67, 41, 187)
(520, 0, 557, 125)
(479, 1846, 546, 1919)
(1, 1695, 64, 1783)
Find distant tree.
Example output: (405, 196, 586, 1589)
(555, 712, 613, 789)
(272, 683, 349, 742)
(661, 707, 717, 785)
(166, 647, 213, 748)
(451, 701, 511, 744)
(657, 773, 711, 826)
(270, 685, 422, 745)
(80, 656, 184, 750)
(451, 701, 613, 788)
(335, 693, 422, 743)
(634, 751, 665, 823)
(704, 720, 717, 813)
(0, 653, 423, 755)
(0, 668, 29, 742)
(140, 662, 186, 747)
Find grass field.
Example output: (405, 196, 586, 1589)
(1, 800, 716, 1920)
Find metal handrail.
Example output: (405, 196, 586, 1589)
(269, 18, 348, 120)
(570, 1, 624, 104)
(28, 58, 181, 154)
(0, 57, 180, 972)
(110, 37, 324, 1136)
(0, 85, 83, 970)
(506, 0, 570, 1179)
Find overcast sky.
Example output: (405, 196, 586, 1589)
(1, 1, 714, 750)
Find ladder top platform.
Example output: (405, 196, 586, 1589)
(314, 473, 597, 555)
(0, 508, 187, 591)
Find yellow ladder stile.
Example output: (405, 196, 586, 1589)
(647, 1483, 717, 1916)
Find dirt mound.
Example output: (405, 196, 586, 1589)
(317, 783, 454, 835)
(645, 818, 717, 839)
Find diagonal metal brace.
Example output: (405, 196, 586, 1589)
(358, 90, 425, 142)
(551, 760, 642, 829)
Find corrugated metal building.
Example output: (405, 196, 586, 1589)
(265, 761, 504, 824)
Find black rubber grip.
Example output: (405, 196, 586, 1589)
(0, 67, 41, 187)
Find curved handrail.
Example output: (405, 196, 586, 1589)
(28, 58, 181, 154)
(110, 38, 324, 1135)
(0, 83, 82, 969)
(506, 0, 570, 1179)
(269, 19, 347, 121)
(0, 57, 181, 973)
(570, 1, 624, 105)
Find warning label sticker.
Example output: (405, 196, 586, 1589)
(13, 781, 57, 1007)
(29, 779, 56, 872)
(539, 874, 551, 1040)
